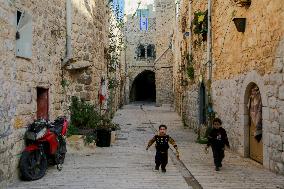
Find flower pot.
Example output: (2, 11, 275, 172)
(96, 129, 111, 147)
(233, 18, 246, 32)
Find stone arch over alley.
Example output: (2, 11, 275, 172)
(129, 70, 156, 102)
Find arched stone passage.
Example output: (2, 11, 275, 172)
(130, 70, 156, 102)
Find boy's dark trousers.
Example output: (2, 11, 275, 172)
(155, 151, 168, 170)
(211, 146, 224, 168)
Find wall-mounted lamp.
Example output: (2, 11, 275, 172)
(198, 75, 203, 83)
(233, 18, 246, 32)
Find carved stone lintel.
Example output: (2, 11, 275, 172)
(65, 61, 92, 70)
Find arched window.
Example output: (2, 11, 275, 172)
(147, 44, 155, 58)
(137, 45, 146, 58)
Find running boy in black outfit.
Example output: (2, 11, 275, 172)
(205, 118, 230, 171)
(146, 125, 179, 172)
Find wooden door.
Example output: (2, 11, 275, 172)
(37, 88, 49, 120)
(249, 122, 263, 163)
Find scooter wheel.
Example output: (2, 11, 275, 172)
(20, 150, 47, 181)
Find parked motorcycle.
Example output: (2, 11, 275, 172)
(19, 116, 68, 181)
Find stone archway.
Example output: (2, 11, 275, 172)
(240, 71, 268, 166)
(244, 82, 263, 164)
(130, 70, 156, 102)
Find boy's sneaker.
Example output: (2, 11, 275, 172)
(215, 167, 220, 171)
(161, 169, 166, 173)
(154, 166, 159, 171)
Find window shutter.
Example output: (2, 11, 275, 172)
(16, 11, 32, 59)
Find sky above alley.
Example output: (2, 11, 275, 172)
(124, 0, 154, 14)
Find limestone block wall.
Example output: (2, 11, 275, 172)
(172, 0, 207, 131)
(210, 0, 284, 174)
(0, 0, 110, 186)
(153, 0, 175, 105)
(173, 0, 284, 174)
(183, 85, 200, 131)
(0, 0, 66, 186)
(212, 0, 283, 80)
(154, 0, 176, 55)
(155, 50, 174, 105)
(63, 0, 108, 107)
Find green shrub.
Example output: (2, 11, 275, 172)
(67, 123, 79, 137)
(84, 132, 97, 144)
(70, 96, 100, 129)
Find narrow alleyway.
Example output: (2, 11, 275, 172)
(8, 104, 190, 189)
(8, 104, 284, 189)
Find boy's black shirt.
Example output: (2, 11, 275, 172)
(147, 135, 177, 152)
(207, 127, 230, 149)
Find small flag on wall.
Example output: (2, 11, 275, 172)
(98, 78, 109, 110)
(139, 9, 149, 31)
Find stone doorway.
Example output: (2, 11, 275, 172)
(37, 87, 49, 120)
(245, 83, 263, 164)
(130, 70, 156, 102)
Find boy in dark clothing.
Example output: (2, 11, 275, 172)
(146, 125, 179, 173)
(205, 118, 230, 171)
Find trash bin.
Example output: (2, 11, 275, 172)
(96, 129, 111, 147)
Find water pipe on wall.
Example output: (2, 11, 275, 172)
(62, 0, 73, 67)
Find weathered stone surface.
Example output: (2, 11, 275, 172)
(268, 96, 277, 108)
(0, 0, 111, 187)
(270, 147, 282, 162)
(80, 92, 91, 101)
(75, 85, 83, 92)
(280, 114, 284, 132)
(66, 61, 92, 70)
(279, 85, 284, 100)
(270, 134, 283, 151)
(77, 74, 92, 85)
(276, 163, 284, 174)
(274, 57, 284, 73)
(270, 121, 280, 135)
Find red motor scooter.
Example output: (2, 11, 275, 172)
(19, 116, 68, 181)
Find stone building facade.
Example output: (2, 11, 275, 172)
(123, 0, 175, 106)
(0, 0, 113, 186)
(173, 0, 284, 174)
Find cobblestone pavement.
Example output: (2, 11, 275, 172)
(8, 104, 284, 189)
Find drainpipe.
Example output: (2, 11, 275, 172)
(207, 0, 212, 83)
(207, 0, 213, 128)
(62, 0, 72, 67)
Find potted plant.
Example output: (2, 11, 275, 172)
(95, 117, 119, 147)
(193, 10, 208, 41)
